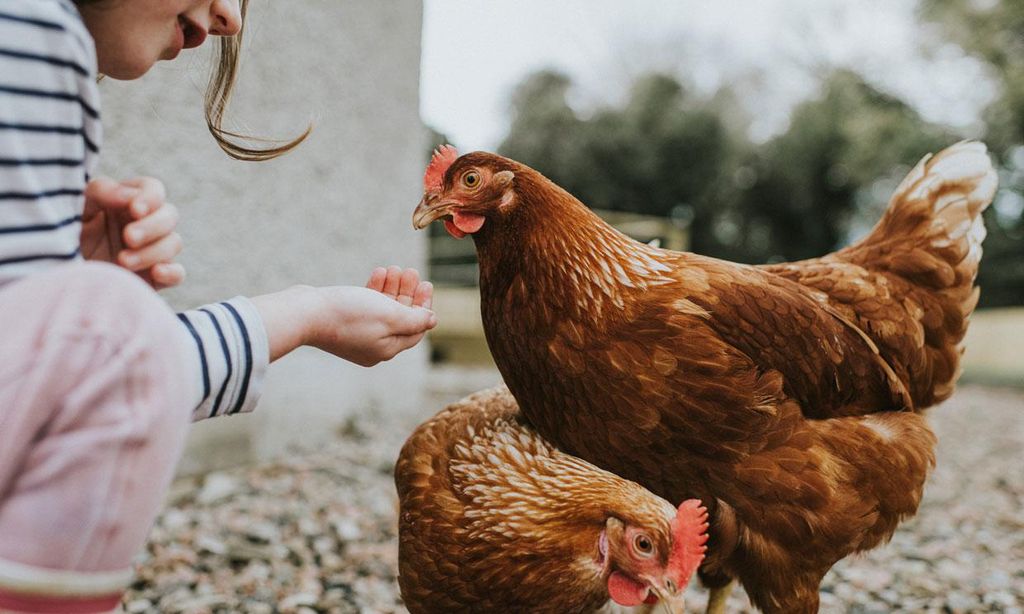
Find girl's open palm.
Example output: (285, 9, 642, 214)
(366, 265, 433, 309)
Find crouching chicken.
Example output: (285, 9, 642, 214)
(395, 386, 709, 613)
(411, 142, 997, 612)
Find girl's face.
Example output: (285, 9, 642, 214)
(79, 0, 242, 79)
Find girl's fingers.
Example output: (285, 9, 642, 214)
(83, 177, 139, 216)
(123, 202, 179, 249)
(366, 267, 388, 292)
(389, 305, 438, 336)
(121, 176, 167, 198)
(382, 265, 402, 298)
(396, 268, 420, 306)
(118, 232, 183, 272)
(413, 280, 433, 309)
(150, 262, 186, 289)
(390, 332, 426, 355)
(370, 266, 431, 309)
(122, 177, 167, 218)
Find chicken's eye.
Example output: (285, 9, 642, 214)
(462, 171, 481, 189)
(632, 534, 654, 558)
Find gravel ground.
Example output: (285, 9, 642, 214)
(126, 372, 1024, 613)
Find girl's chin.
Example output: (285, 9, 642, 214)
(106, 64, 155, 80)
(95, 44, 162, 79)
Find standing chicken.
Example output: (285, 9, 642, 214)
(395, 386, 709, 613)
(412, 142, 996, 613)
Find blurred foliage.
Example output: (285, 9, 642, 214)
(497, 68, 949, 263)
(501, 72, 741, 255)
(417, 1, 1024, 305)
(922, 0, 1024, 155)
(730, 70, 952, 262)
(479, 0, 1024, 306)
(922, 0, 1024, 307)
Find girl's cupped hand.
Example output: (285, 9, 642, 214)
(81, 176, 185, 290)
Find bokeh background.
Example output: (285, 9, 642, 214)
(422, 0, 1024, 385)
(95, 0, 1022, 612)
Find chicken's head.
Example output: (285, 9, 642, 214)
(600, 499, 709, 613)
(412, 145, 517, 239)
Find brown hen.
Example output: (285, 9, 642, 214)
(395, 386, 709, 613)
(412, 142, 996, 612)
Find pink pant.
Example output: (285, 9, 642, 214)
(0, 263, 191, 613)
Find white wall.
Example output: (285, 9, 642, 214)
(962, 308, 1024, 387)
(97, 0, 428, 473)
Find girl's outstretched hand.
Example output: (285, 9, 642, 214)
(366, 265, 433, 309)
(251, 268, 437, 366)
(81, 176, 185, 289)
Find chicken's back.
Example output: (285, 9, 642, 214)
(395, 386, 614, 614)
(395, 391, 480, 613)
(765, 142, 997, 409)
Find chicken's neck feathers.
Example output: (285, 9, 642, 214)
(477, 183, 676, 321)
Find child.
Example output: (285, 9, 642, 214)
(0, 1, 437, 612)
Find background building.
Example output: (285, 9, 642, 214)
(99, 0, 428, 473)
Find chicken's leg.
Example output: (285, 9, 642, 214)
(705, 580, 734, 614)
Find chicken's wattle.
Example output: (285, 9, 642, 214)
(443, 210, 485, 239)
(607, 571, 657, 606)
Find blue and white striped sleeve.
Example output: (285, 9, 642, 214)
(176, 296, 269, 422)
(0, 0, 100, 285)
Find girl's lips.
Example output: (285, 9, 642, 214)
(180, 16, 208, 49)
(168, 16, 207, 59)
(167, 18, 185, 59)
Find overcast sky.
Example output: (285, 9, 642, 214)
(420, 0, 996, 151)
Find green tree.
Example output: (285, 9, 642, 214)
(731, 70, 951, 263)
(499, 71, 740, 256)
(498, 71, 586, 193)
(922, 0, 1024, 155)
(498, 68, 950, 264)
(495, 52, 1021, 307)
(922, 0, 1024, 306)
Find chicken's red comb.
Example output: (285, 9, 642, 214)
(424, 145, 459, 192)
(666, 499, 709, 584)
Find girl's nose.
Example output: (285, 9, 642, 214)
(209, 0, 242, 37)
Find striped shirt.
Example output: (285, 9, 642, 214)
(0, 0, 268, 421)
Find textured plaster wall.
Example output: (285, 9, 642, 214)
(96, 1, 428, 473)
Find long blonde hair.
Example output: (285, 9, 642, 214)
(206, 0, 310, 161)
(75, 0, 310, 161)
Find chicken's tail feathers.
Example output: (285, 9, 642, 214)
(890, 140, 995, 268)
(855, 141, 997, 287)
(833, 141, 998, 406)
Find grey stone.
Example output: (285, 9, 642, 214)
(122, 385, 1024, 613)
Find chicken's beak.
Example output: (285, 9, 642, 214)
(650, 582, 686, 614)
(413, 193, 454, 230)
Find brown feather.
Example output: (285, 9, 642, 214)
(396, 387, 685, 614)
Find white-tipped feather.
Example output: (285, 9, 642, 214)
(969, 216, 988, 244)
(922, 141, 997, 207)
(892, 154, 930, 198)
(896, 142, 997, 260)
(970, 172, 999, 212)
(928, 150, 986, 182)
